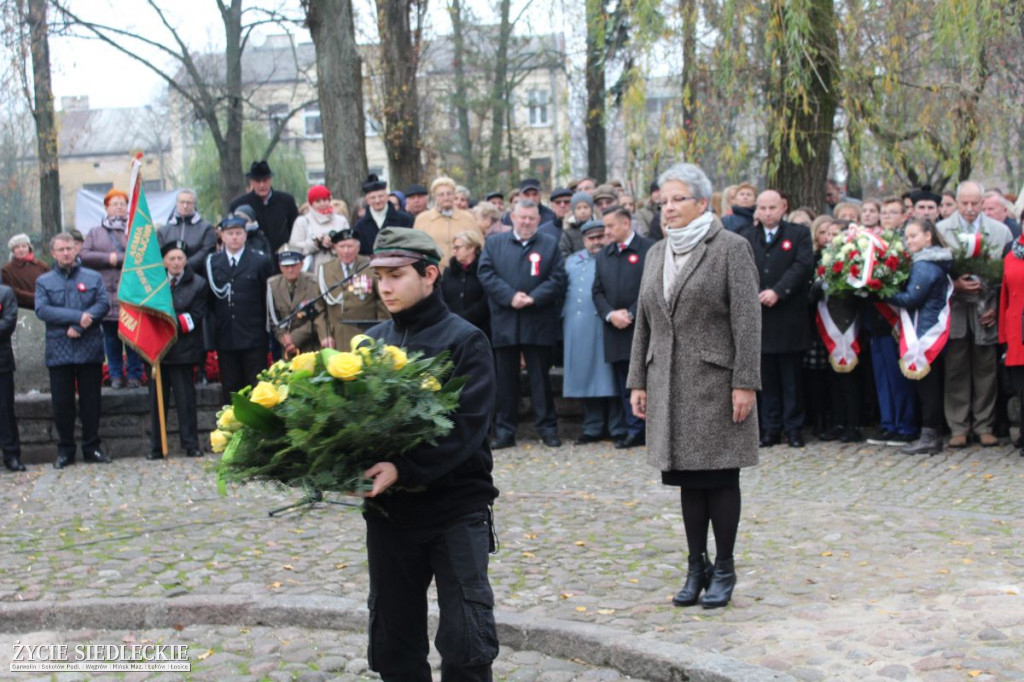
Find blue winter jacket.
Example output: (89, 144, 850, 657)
(884, 247, 953, 334)
(35, 260, 110, 367)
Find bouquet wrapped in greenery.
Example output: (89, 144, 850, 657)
(816, 225, 911, 299)
(211, 335, 465, 496)
(948, 232, 1004, 286)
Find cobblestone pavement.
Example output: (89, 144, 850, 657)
(1, 434, 1023, 681)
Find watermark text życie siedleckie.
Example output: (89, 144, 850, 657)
(10, 642, 190, 672)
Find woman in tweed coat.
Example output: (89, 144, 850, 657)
(627, 162, 762, 609)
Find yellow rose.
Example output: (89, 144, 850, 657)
(250, 381, 282, 408)
(216, 407, 238, 431)
(290, 352, 317, 373)
(384, 345, 408, 370)
(210, 429, 230, 453)
(277, 384, 289, 402)
(327, 351, 364, 381)
(420, 375, 441, 392)
(350, 334, 374, 353)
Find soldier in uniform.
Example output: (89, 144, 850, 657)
(149, 241, 208, 460)
(206, 216, 274, 403)
(362, 227, 499, 682)
(267, 247, 321, 357)
(315, 228, 388, 351)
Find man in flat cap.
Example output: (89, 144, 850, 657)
(267, 247, 321, 357)
(361, 226, 499, 682)
(353, 174, 414, 256)
(315, 228, 387, 352)
(149, 240, 208, 460)
(404, 184, 430, 217)
(207, 216, 274, 403)
(485, 191, 505, 213)
(228, 160, 299, 255)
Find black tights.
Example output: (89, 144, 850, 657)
(680, 486, 742, 560)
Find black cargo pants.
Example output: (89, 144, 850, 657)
(364, 508, 498, 682)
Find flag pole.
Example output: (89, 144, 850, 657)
(154, 363, 169, 457)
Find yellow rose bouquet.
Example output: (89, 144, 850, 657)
(211, 335, 465, 495)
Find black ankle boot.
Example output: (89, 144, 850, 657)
(672, 552, 711, 606)
(4, 456, 26, 472)
(700, 558, 736, 609)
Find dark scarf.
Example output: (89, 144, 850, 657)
(390, 286, 448, 334)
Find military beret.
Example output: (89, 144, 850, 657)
(330, 228, 356, 244)
(160, 240, 189, 257)
(404, 184, 428, 197)
(370, 227, 443, 268)
(580, 219, 605, 234)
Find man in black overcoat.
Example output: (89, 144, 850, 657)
(478, 199, 567, 449)
(737, 190, 814, 448)
(352, 174, 415, 256)
(592, 205, 655, 449)
(228, 161, 299, 256)
(207, 217, 274, 403)
(149, 241, 208, 459)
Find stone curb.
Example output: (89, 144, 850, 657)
(0, 595, 794, 682)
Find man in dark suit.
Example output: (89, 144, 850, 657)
(207, 217, 275, 403)
(228, 161, 299, 256)
(737, 190, 814, 448)
(479, 199, 567, 449)
(149, 241, 208, 460)
(352, 174, 415, 256)
(592, 205, 655, 449)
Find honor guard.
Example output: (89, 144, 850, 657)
(314, 228, 388, 351)
(207, 216, 274, 403)
(267, 247, 321, 357)
(149, 240, 208, 459)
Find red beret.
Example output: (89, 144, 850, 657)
(104, 189, 129, 206)
(307, 185, 332, 204)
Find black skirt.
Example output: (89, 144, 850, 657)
(661, 468, 740, 489)
(1008, 366, 1024, 394)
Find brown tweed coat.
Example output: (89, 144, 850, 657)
(627, 222, 762, 472)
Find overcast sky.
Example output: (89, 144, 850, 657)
(49, 0, 581, 110)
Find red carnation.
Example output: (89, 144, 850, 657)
(850, 264, 861, 277)
(885, 256, 899, 269)
(850, 251, 860, 259)
(868, 279, 882, 290)
(832, 262, 843, 273)
(817, 265, 825, 277)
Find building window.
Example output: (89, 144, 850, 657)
(527, 89, 549, 127)
(307, 170, 325, 184)
(142, 179, 164, 193)
(304, 105, 322, 137)
(83, 182, 113, 195)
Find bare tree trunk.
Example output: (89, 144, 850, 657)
(218, 0, 245, 211)
(448, 0, 474, 188)
(375, 0, 423, 191)
(766, 0, 838, 212)
(305, 0, 368, 206)
(585, 0, 607, 182)
(26, 0, 61, 240)
(486, 0, 511, 181)
(679, 0, 697, 157)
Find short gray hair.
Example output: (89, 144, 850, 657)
(658, 163, 713, 202)
(455, 185, 472, 200)
(515, 199, 539, 213)
(176, 188, 197, 201)
(956, 181, 984, 200)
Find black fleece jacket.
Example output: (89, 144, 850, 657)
(365, 287, 498, 528)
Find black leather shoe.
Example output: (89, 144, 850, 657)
(818, 425, 845, 441)
(146, 451, 163, 461)
(615, 432, 645, 449)
(672, 552, 712, 606)
(53, 455, 75, 469)
(489, 437, 516, 450)
(700, 558, 736, 609)
(4, 456, 26, 472)
(839, 427, 864, 443)
(186, 449, 204, 458)
(574, 434, 602, 445)
(786, 431, 805, 448)
(83, 449, 112, 464)
(541, 435, 562, 448)
(759, 433, 781, 447)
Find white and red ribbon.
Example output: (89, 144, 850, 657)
(895, 277, 954, 379)
(816, 298, 861, 372)
(845, 226, 889, 290)
(960, 233, 984, 258)
(177, 313, 195, 333)
(529, 252, 541, 276)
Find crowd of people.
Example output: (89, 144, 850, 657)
(1, 159, 1023, 475)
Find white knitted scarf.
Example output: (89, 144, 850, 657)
(663, 211, 714, 298)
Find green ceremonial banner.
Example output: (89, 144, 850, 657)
(117, 187, 178, 364)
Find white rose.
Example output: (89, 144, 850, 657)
(821, 252, 833, 265)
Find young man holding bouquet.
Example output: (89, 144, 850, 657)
(361, 227, 499, 682)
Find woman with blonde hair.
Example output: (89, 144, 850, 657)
(440, 229, 489, 337)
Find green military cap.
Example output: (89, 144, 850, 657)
(370, 227, 443, 268)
